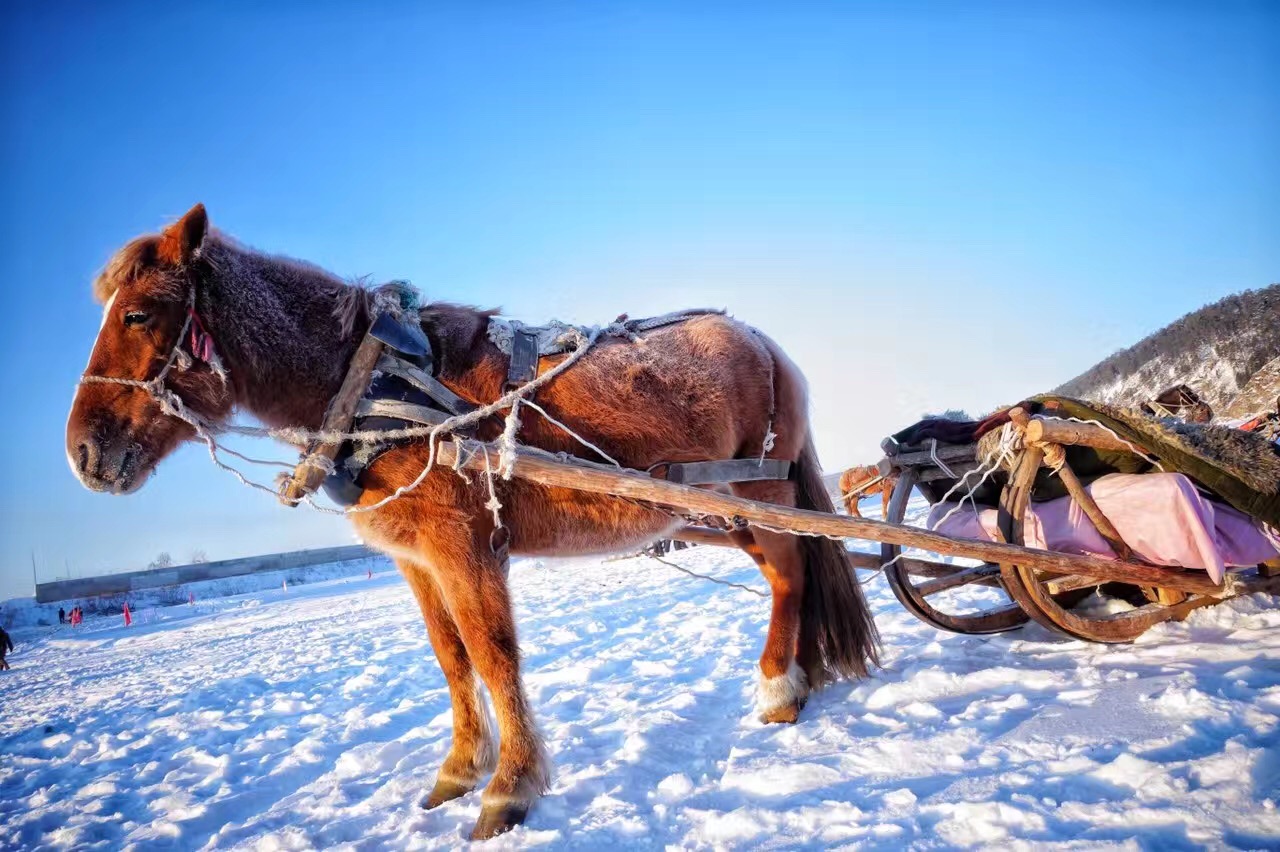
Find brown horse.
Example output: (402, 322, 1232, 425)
(66, 205, 878, 839)
(838, 464, 896, 519)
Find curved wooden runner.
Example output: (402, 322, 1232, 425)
(994, 446, 1266, 643)
(881, 468, 1028, 635)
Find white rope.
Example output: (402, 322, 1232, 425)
(87, 293, 1179, 595)
(1057, 416, 1166, 471)
(497, 398, 523, 480)
(929, 438, 958, 480)
(481, 444, 504, 530)
(647, 554, 767, 597)
(521, 399, 622, 468)
(449, 436, 475, 484)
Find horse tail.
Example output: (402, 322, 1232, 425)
(794, 434, 880, 684)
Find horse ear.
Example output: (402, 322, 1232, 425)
(157, 203, 208, 266)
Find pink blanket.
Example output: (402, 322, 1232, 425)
(927, 473, 1280, 584)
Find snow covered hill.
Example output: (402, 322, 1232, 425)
(3, 498, 1278, 850)
(1054, 284, 1280, 410)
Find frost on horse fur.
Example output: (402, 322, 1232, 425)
(66, 204, 878, 839)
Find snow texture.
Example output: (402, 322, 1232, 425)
(2, 497, 1278, 850)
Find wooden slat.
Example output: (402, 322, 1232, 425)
(1043, 574, 1101, 595)
(915, 564, 1001, 597)
(879, 444, 977, 476)
(419, 438, 1229, 595)
(662, 458, 791, 486)
(917, 462, 982, 483)
(845, 551, 995, 583)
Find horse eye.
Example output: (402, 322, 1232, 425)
(123, 311, 150, 327)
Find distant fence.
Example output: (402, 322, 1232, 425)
(34, 545, 375, 604)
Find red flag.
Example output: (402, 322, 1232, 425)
(123, 602, 132, 627)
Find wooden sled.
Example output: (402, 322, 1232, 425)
(877, 407, 1280, 643)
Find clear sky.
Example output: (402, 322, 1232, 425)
(1, 2, 1277, 598)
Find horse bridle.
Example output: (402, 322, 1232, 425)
(78, 283, 224, 430)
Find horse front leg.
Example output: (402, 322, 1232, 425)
(398, 559, 498, 808)
(421, 529, 549, 840)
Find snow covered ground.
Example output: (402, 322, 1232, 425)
(2, 497, 1279, 850)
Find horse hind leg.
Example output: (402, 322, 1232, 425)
(729, 482, 810, 724)
(398, 560, 498, 809)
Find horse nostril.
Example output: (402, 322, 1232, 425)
(118, 446, 136, 478)
(78, 439, 103, 478)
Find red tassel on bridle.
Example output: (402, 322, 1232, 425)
(187, 307, 215, 363)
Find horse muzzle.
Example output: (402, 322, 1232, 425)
(67, 431, 149, 495)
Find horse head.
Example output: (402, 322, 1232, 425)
(66, 204, 235, 494)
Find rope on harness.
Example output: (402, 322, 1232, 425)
(497, 398, 523, 481)
(646, 554, 768, 598)
(521, 398, 621, 467)
(482, 444, 504, 530)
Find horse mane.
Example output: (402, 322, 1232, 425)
(93, 236, 183, 304)
(94, 229, 375, 334)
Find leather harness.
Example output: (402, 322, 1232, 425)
(317, 311, 793, 508)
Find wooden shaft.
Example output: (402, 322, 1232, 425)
(426, 439, 1227, 595)
(676, 525, 998, 586)
(1025, 417, 1144, 454)
(279, 333, 385, 506)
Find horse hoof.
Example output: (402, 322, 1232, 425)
(760, 700, 801, 724)
(420, 777, 474, 810)
(470, 801, 529, 840)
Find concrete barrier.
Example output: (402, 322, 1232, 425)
(35, 545, 375, 603)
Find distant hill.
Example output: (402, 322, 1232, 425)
(1054, 284, 1280, 411)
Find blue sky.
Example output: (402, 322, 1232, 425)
(1, 2, 1276, 598)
